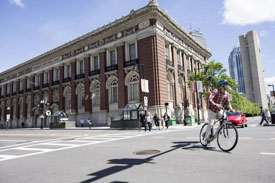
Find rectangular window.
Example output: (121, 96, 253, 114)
(67, 65, 71, 77)
(20, 80, 23, 90)
(110, 50, 116, 66)
(165, 45, 170, 59)
(79, 61, 84, 74)
(177, 51, 181, 65)
(111, 86, 118, 103)
(13, 82, 16, 93)
(54, 69, 60, 81)
(94, 56, 99, 70)
(44, 72, 49, 84)
(129, 43, 136, 60)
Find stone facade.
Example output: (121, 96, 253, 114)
(0, 0, 211, 128)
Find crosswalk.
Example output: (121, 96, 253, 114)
(0, 130, 179, 162)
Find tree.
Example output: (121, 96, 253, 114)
(188, 60, 259, 116)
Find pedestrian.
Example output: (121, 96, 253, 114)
(145, 112, 152, 131)
(87, 118, 92, 129)
(153, 113, 160, 130)
(259, 107, 270, 126)
(163, 112, 170, 129)
(139, 111, 146, 130)
(80, 117, 85, 127)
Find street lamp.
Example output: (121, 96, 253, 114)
(39, 100, 45, 129)
(194, 68, 201, 125)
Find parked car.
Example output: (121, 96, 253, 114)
(227, 112, 247, 128)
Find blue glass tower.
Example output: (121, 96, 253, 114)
(228, 46, 246, 94)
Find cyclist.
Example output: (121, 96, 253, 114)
(206, 79, 234, 143)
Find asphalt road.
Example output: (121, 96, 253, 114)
(0, 117, 274, 183)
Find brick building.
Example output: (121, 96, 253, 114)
(0, 0, 211, 128)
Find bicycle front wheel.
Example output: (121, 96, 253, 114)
(217, 123, 238, 152)
(199, 123, 209, 147)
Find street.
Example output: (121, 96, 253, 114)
(0, 117, 275, 183)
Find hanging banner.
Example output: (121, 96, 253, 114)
(141, 79, 149, 93)
(196, 81, 203, 93)
(191, 82, 196, 92)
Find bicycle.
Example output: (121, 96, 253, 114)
(199, 109, 238, 152)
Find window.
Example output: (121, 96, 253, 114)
(129, 43, 136, 60)
(93, 83, 100, 106)
(35, 75, 40, 86)
(78, 86, 85, 109)
(167, 78, 174, 101)
(54, 69, 60, 81)
(1, 87, 4, 96)
(165, 44, 170, 60)
(13, 82, 16, 93)
(19, 80, 23, 91)
(94, 56, 99, 70)
(27, 78, 31, 89)
(110, 80, 118, 104)
(65, 87, 72, 111)
(129, 75, 139, 101)
(65, 64, 71, 78)
(79, 61, 84, 74)
(177, 51, 182, 65)
(7, 85, 10, 94)
(44, 72, 49, 84)
(110, 50, 116, 66)
(178, 78, 185, 102)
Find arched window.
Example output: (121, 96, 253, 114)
(92, 83, 100, 106)
(129, 75, 139, 102)
(110, 80, 118, 104)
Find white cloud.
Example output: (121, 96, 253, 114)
(265, 76, 275, 84)
(222, 0, 275, 25)
(9, 0, 25, 8)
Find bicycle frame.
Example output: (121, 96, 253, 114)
(209, 110, 231, 141)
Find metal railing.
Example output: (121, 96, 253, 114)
(105, 64, 118, 72)
(63, 77, 71, 83)
(89, 69, 100, 76)
(75, 73, 85, 80)
(166, 59, 174, 67)
(124, 59, 139, 67)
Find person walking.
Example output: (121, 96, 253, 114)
(87, 118, 92, 129)
(259, 107, 270, 126)
(80, 117, 85, 127)
(145, 112, 152, 131)
(163, 112, 170, 129)
(153, 113, 160, 130)
(139, 111, 146, 130)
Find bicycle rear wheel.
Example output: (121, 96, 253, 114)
(199, 123, 209, 147)
(217, 123, 238, 152)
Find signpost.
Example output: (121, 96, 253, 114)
(46, 110, 52, 117)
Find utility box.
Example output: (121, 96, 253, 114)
(169, 119, 176, 125)
(271, 112, 275, 124)
(186, 116, 195, 125)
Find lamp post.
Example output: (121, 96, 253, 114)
(194, 68, 201, 125)
(40, 100, 45, 129)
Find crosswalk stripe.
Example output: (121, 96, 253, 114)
(260, 152, 275, 156)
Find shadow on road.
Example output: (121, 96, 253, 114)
(79, 141, 199, 183)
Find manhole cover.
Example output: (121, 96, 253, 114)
(134, 150, 161, 155)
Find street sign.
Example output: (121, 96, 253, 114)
(196, 81, 203, 93)
(141, 79, 149, 93)
(46, 110, 51, 116)
(144, 96, 148, 107)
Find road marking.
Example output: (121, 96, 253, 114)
(0, 130, 181, 162)
(0, 139, 27, 142)
(186, 137, 199, 140)
(260, 152, 275, 156)
(239, 137, 252, 140)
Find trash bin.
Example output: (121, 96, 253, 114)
(169, 119, 176, 125)
(271, 112, 275, 124)
(186, 116, 195, 125)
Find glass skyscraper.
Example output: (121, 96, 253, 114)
(228, 46, 246, 94)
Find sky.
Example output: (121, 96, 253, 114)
(0, 0, 275, 94)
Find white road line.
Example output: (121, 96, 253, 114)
(260, 152, 275, 156)
(0, 139, 27, 142)
(0, 129, 181, 162)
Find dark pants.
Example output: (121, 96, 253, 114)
(165, 121, 169, 129)
(260, 116, 270, 125)
(145, 122, 152, 131)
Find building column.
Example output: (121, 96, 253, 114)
(117, 45, 127, 109)
(84, 56, 91, 112)
(30, 76, 35, 117)
(183, 53, 190, 107)
(172, 47, 180, 108)
(23, 78, 27, 118)
(39, 72, 44, 102)
(49, 69, 53, 106)
(99, 51, 108, 111)
(59, 65, 65, 111)
(71, 61, 77, 114)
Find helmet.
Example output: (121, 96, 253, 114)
(218, 79, 229, 86)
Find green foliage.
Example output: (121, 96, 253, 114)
(188, 60, 260, 115)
